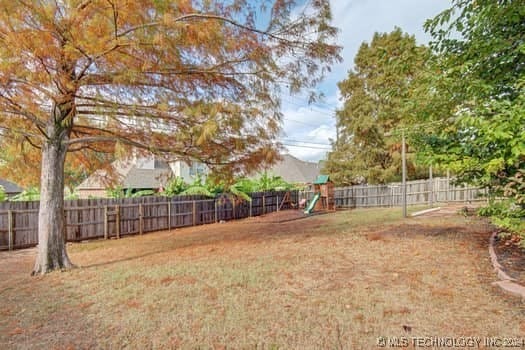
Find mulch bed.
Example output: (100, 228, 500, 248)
(493, 232, 525, 285)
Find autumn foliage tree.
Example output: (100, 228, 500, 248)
(0, 141, 113, 189)
(0, 0, 340, 274)
(324, 28, 429, 185)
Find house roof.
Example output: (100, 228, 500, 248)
(261, 154, 321, 183)
(122, 167, 172, 189)
(0, 179, 23, 194)
(77, 158, 172, 190)
(313, 175, 330, 185)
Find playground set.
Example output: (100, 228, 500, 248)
(304, 175, 335, 214)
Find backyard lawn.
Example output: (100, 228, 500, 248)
(1, 206, 524, 349)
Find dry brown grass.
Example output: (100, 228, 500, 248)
(0, 206, 524, 349)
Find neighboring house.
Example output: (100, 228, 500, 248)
(257, 154, 321, 184)
(169, 160, 208, 182)
(0, 178, 23, 198)
(76, 156, 208, 198)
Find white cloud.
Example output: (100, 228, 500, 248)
(308, 125, 336, 141)
(279, 104, 335, 162)
(280, 0, 451, 163)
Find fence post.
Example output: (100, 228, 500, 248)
(429, 166, 434, 207)
(139, 204, 143, 235)
(104, 206, 108, 239)
(276, 195, 279, 212)
(232, 199, 236, 220)
(262, 195, 265, 215)
(214, 200, 218, 223)
(402, 130, 407, 217)
(7, 210, 13, 251)
(115, 205, 120, 239)
(167, 202, 171, 231)
(446, 169, 451, 202)
(192, 201, 196, 226)
(249, 198, 252, 217)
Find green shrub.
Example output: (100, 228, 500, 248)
(11, 187, 40, 201)
(0, 185, 6, 202)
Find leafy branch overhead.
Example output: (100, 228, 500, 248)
(419, 0, 525, 238)
(0, 0, 341, 177)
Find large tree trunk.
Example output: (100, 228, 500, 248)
(32, 135, 74, 275)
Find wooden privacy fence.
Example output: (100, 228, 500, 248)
(0, 191, 298, 251)
(331, 177, 487, 209)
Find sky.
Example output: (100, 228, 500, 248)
(280, 0, 452, 163)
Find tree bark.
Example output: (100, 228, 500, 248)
(32, 131, 75, 275)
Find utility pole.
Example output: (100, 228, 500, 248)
(429, 165, 434, 207)
(402, 129, 407, 218)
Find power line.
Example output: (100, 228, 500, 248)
(282, 117, 322, 127)
(283, 93, 339, 111)
(281, 138, 331, 146)
(383, 120, 447, 137)
(282, 143, 331, 150)
(281, 97, 337, 116)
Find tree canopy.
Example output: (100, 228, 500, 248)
(419, 0, 525, 235)
(0, 0, 340, 177)
(0, 0, 341, 274)
(324, 28, 430, 185)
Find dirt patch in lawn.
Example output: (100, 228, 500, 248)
(1, 206, 524, 349)
(493, 233, 525, 285)
(415, 204, 525, 289)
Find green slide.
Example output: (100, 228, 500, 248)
(304, 193, 321, 214)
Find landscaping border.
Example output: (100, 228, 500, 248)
(489, 231, 525, 299)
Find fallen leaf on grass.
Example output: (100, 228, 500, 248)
(170, 336, 181, 348)
(431, 287, 454, 298)
(8, 327, 24, 336)
(77, 302, 94, 310)
(126, 299, 141, 309)
(0, 308, 13, 316)
(354, 313, 364, 322)
(367, 232, 387, 241)
(383, 306, 410, 317)
(160, 276, 176, 285)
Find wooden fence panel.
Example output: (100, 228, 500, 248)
(195, 199, 216, 225)
(235, 199, 251, 219)
(0, 211, 8, 249)
(250, 194, 263, 217)
(170, 201, 194, 228)
(0, 191, 299, 250)
(218, 197, 234, 222)
(143, 202, 168, 233)
(13, 210, 38, 248)
(119, 204, 139, 236)
(333, 177, 487, 209)
(66, 206, 103, 241)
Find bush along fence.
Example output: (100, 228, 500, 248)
(329, 177, 487, 209)
(0, 191, 298, 251)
